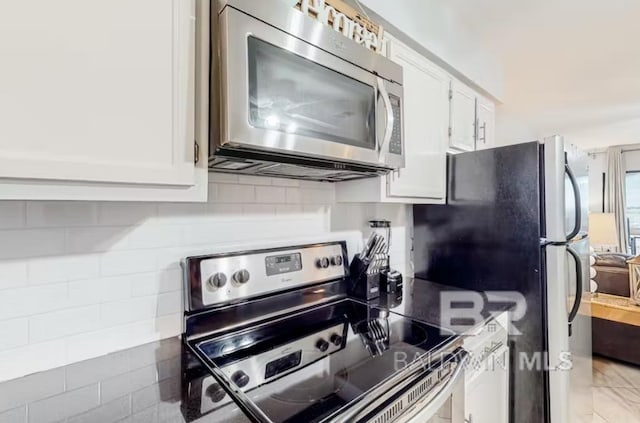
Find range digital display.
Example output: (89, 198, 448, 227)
(265, 350, 302, 379)
(265, 253, 302, 276)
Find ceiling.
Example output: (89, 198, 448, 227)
(447, 0, 640, 148)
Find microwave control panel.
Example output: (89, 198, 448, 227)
(389, 95, 403, 155)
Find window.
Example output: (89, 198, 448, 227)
(625, 172, 640, 253)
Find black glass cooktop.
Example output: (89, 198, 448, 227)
(188, 299, 457, 423)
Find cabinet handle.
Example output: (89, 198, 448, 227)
(478, 123, 487, 143)
(194, 140, 200, 165)
(474, 118, 479, 150)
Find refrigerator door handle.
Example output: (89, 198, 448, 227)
(565, 162, 582, 241)
(566, 245, 583, 337)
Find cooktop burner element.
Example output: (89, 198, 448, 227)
(181, 241, 463, 423)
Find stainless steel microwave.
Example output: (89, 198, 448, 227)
(209, 0, 404, 182)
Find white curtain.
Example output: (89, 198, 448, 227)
(605, 146, 629, 253)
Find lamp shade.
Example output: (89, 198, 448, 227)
(588, 213, 618, 246)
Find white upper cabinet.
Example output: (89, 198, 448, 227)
(335, 36, 448, 204)
(0, 0, 207, 201)
(386, 39, 448, 200)
(449, 79, 477, 152)
(476, 95, 496, 149)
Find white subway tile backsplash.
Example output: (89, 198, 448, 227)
(101, 297, 158, 328)
(0, 202, 25, 229)
(0, 284, 68, 321)
(126, 225, 184, 249)
(0, 229, 65, 260)
(217, 184, 255, 203)
(0, 261, 27, 291)
(255, 186, 286, 203)
(0, 177, 410, 385)
(130, 270, 182, 298)
(271, 178, 300, 187)
(28, 255, 100, 285)
(207, 183, 217, 202)
(100, 250, 157, 277)
(156, 291, 183, 316)
(0, 340, 67, 383)
(302, 188, 335, 204)
(156, 203, 215, 223)
(66, 226, 130, 253)
(208, 172, 238, 183)
(207, 204, 243, 216)
(243, 204, 277, 214)
(276, 204, 304, 215)
(65, 315, 179, 364)
(97, 203, 157, 226)
(26, 202, 97, 228)
(237, 175, 272, 186)
(67, 279, 103, 307)
(99, 274, 136, 303)
(299, 180, 332, 189)
(0, 318, 28, 351)
(29, 306, 101, 343)
(285, 188, 302, 204)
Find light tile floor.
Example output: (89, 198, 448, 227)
(593, 356, 640, 422)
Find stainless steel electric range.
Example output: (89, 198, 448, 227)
(181, 241, 467, 423)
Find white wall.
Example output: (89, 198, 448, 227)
(0, 174, 409, 382)
(360, 0, 504, 100)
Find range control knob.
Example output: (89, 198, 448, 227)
(207, 273, 227, 290)
(231, 370, 250, 388)
(331, 255, 343, 266)
(316, 338, 330, 352)
(316, 257, 330, 269)
(233, 269, 250, 284)
(205, 383, 227, 403)
(330, 333, 343, 346)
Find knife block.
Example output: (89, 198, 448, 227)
(349, 253, 387, 301)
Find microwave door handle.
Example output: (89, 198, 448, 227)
(377, 77, 394, 161)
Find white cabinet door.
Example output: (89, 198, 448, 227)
(449, 80, 477, 152)
(386, 40, 448, 200)
(466, 346, 509, 423)
(476, 95, 496, 150)
(0, 0, 196, 187)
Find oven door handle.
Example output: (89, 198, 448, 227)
(377, 77, 394, 161)
(399, 350, 470, 423)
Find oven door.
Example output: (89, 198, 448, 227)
(218, 6, 404, 169)
(340, 349, 468, 423)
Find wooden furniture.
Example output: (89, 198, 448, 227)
(590, 293, 640, 365)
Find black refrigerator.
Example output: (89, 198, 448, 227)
(413, 137, 592, 423)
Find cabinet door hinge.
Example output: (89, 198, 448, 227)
(448, 88, 453, 100)
(448, 127, 452, 138)
(194, 140, 200, 165)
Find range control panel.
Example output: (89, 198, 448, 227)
(185, 242, 348, 310)
(196, 322, 346, 415)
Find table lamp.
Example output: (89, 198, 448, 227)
(589, 213, 618, 252)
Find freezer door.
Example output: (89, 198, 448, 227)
(544, 135, 589, 242)
(545, 238, 593, 423)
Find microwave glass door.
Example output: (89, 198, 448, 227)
(248, 36, 376, 150)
